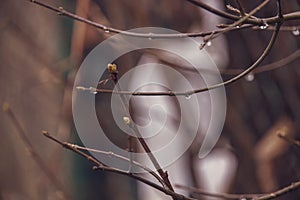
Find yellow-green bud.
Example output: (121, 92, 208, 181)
(123, 116, 131, 125)
(107, 64, 118, 73)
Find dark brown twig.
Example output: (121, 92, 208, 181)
(77, 18, 282, 96)
(255, 181, 300, 200)
(107, 64, 175, 192)
(185, 0, 300, 24)
(175, 184, 260, 199)
(204, 0, 272, 44)
(27, 0, 298, 39)
(277, 133, 300, 148)
(235, 0, 246, 16)
(52, 141, 165, 186)
(186, 0, 248, 22)
(176, 181, 300, 200)
(148, 48, 300, 76)
(42, 131, 195, 200)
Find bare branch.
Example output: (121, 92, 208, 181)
(176, 181, 300, 200)
(76, 19, 282, 97)
(27, 0, 298, 39)
(204, 0, 272, 44)
(235, 0, 246, 16)
(42, 131, 196, 200)
(148, 48, 300, 76)
(175, 184, 260, 199)
(255, 181, 300, 200)
(186, 0, 241, 21)
(185, 0, 300, 24)
(108, 64, 175, 192)
(277, 133, 300, 148)
(57, 143, 165, 186)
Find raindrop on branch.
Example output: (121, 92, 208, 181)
(245, 73, 255, 82)
(206, 40, 212, 46)
(292, 29, 300, 36)
(259, 23, 269, 30)
(103, 27, 110, 33)
(148, 32, 153, 40)
(89, 87, 98, 95)
(185, 94, 192, 99)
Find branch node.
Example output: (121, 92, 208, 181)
(226, 4, 241, 15)
(57, 7, 64, 15)
(42, 130, 50, 137)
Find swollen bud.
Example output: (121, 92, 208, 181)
(107, 63, 118, 74)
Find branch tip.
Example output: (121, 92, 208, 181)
(276, 132, 285, 138)
(42, 130, 50, 136)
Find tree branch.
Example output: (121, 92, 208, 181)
(108, 65, 175, 192)
(176, 180, 300, 200)
(77, 18, 282, 96)
(277, 133, 300, 148)
(27, 0, 298, 39)
(42, 131, 196, 200)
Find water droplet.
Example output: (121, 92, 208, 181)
(206, 40, 212, 46)
(148, 32, 153, 40)
(245, 73, 255, 82)
(292, 29, 300, 36)
(185, 94, 192, 99)
(103, 27, 110, 33)
(259, 23, 268, 30)
(89, 87, 98, 95)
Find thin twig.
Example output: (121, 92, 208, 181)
(42, 131, 196, 200)
(154, 48, 300, 76)
(76, 19, 282, 96)
(59, 142, 165, 186)
(108, 65, 175, 192)
(255, 181, 300, 200)
(253, 49, 300, 74)
(235, 0, 246, 16)
(176, 181, 300, 200)
(186, 0, 246, 22)
(25, 0, 235, 38)
(277, 133, 300, 148)
(2, 103, 71, 200)
(175, 184, 260, 199)
(185, 0, 300, 24)
(204, 0, 272, 44)
(27, 0, 299, 38)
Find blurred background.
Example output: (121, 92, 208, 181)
(1, 0, 300, 199)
